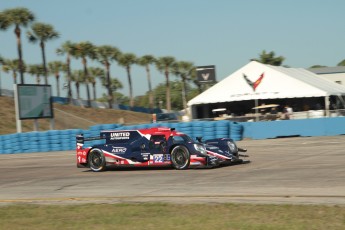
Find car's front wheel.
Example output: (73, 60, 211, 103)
(170, 145, 190, 170)
(88, 148, 106, 172)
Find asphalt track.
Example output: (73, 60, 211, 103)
(0, 135, 344, 206)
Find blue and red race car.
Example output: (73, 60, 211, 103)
(76, 127, 249, 172)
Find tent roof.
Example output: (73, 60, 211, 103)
(188, 61, 345, 106)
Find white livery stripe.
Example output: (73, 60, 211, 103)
(207, 150, 231, 160)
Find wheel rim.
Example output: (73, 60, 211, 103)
(172, 147, 188, 168)
(90, 151, 103, 169)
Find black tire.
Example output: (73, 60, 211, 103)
(88, 148, 106, 172)
(170, 145, 190, 170)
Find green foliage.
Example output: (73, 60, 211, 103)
(95, 45, 121, 63)
(99, 92, 129, 105)
(48, 61, 65, 74)
(27, 22, 59, 43)
(0, 7, 35, 29)
(337, 59, 345, 66)
(155, 56, 175, 73)
(118, 53, 137, 67)
(251, 50, 285, 66)
(137, 80, 197, 110)
(309, 65, 327, 68)
(137, 55, 156, 66)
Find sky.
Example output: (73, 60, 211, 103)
(1, 0, 345, 100)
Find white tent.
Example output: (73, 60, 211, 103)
(188, 61, 345, 118)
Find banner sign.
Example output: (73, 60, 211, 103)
(196, 65, 216, 83)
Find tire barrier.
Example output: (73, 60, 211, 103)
(0, 120, 241, 154)
(229, 122, 243, 141)
(3, 117, 345, 154)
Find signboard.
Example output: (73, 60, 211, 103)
(196, 65, 216, 83)
(16, 84, 53, 120)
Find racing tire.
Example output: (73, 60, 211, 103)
(88, 148, 106, 172)
(170, 145, 190, 170)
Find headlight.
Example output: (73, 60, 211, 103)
(194, 144, 208, 156)
(227, 141, 238, 153)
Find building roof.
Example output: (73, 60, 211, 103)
(188, 61, 345, 106)
(308, 66, 345, 74)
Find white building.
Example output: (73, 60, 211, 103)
(309, 66, 345, 87)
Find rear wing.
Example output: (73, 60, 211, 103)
(76, 134, 105, 148)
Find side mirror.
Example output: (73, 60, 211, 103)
(196, 137, 203, 143)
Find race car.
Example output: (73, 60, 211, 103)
(76, 127, 248, 172)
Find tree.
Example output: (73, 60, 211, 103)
(118, 53, 137, 109)
(70, 70, 84, 100)
(0, 8, 35, 84)
(88, 67, 105, 100)
(137, 55, 156, 111)
(27, 22, 59, 85)
(337, 59, 345, 66)
(27, 64, 44, 84)
(309, 65, 327, 68)
(99, 78, 123, 104)
(0, 55, 3, 96)
(2, 58, 24, 84)
(172, 61, 194, 111)
(70, 41, 96, 107)
(156, 56, 176, 111)
(95, 45, 121, 108)
(56, 41, 75, 102)
(48, 61, 65, 97)
(251, 50, 285, 66)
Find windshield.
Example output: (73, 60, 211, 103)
(172, 134, 194, 143)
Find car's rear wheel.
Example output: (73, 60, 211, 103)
(171, 145, 190, 170)
(88, 148, 106, 172)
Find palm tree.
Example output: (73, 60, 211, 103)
(118, 53, 137, 109)
(95, 45, 121, 108)
(100, 77, 123, 104)
(56, 41, 75, 102)
(172, 61, 194, 111)
(27, 64, 44, 84)
(70, 70, 84, 100)
(2, 58, 24, 84)
(70, 41, 96, 107)
(88, 67, 105, 100)
(155, 56, 176, 112)
(0, 7, 35, 84)
(27, 22, 59, 85)
(48, 61, 65, 97)
(137, 55, 156, 111)
(0, 55, 3, 96)
(109, 79, 123, 103)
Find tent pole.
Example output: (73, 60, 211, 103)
(255, 99, 259, 121)
(325, 96, 330, 117)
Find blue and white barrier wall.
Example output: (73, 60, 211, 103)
(1, 117, 345, 154)
(241, 117, 345, 139)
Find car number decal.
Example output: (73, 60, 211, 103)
(153, 154, 164, 163)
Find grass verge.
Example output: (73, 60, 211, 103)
(0, 203, 344, 229)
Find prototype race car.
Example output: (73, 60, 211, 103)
(76, 127, 248, 172)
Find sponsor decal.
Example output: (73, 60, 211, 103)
(141, 153, 150, 161)
(110, 132, 130, 140)
(111, 146, 127, 153)
(243, 73, 264, 91)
